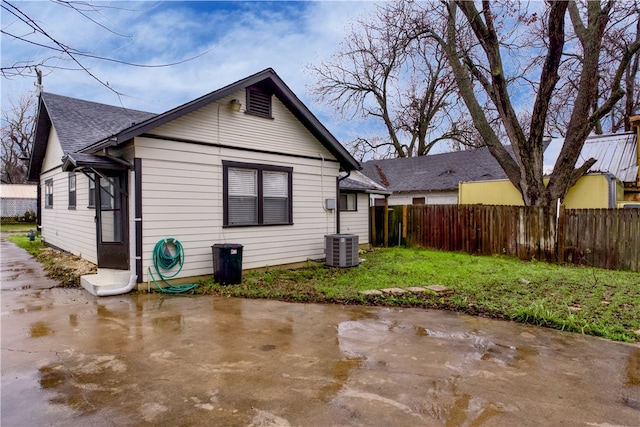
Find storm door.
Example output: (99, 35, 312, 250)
(95, 172, 129, 269)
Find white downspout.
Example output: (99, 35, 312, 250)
(96, 272, 138, 297)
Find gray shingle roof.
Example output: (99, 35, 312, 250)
(29, 69, 360, 182)
(41, 93, 156, 154)
(361, 148, 508, 193)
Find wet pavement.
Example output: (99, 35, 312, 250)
(1, 234, 639, 426)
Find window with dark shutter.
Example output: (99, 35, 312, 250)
(246, 87, 272, 118)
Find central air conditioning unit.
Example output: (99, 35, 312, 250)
(325, 234, 359, 267)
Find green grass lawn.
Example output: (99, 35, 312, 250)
(7, 232, 45, 257)
(0, 222, 37, 233)
(201, 247, 640, 342)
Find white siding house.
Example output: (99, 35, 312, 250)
(338, 170, 390, 248)
(360, 148, 509, 206)
(28, 69, 360, 295)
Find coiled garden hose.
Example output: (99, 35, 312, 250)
(148, 238, 199, 293)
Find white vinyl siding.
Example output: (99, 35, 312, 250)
(372, 191, 459, 206)
(152, 92, 336, 161)
(39, 169, 98, 264)
(339, 192, 370, 245)
(134, 98, 341, 281)
(42, 127, 64, 172)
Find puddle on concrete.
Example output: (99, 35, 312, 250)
(39, 364, 69, 389)
(152, 314, 184, 332)
(320, 357, 363, 402)
(626, 347, 640, 386)
(442, 394, 503, 427)
(37, 361, 99, 414)
(29, 321, 53, 337)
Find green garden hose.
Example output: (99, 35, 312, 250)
(148, 238, 199, 293)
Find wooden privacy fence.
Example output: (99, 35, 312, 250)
(371, 204, 640, 272)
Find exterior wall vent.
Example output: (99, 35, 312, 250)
(325, 234, 359, 267)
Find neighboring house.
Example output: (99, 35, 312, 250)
(361, 147, 508, 206)
(338, 170, 390, 248)
(28, 68, 360, 294)
(363, 123, 639, 209)
(460, 130, 639, 208)
(0, 184, 37, 219)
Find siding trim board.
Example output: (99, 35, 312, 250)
(134, 158, 143, 282)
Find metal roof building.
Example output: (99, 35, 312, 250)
(543, 132, 638, 183)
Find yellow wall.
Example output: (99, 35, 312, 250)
(459, 174, 620, 209)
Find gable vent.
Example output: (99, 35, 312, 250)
(325, 234, 359, 268)
(247, 87, 272, 118)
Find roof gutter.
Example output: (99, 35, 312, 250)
(81, 137, 118, 154)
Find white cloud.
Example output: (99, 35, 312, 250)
(2, 0, 377, 143)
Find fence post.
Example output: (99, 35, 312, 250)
(370, 205, 376, 246)
(556, 205, 565, 265)
(402, 205, 407, 240)
(383, 196, 389, 247)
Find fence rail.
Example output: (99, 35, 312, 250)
(371, 204, 640, 272)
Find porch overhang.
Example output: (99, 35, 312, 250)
(62, 153, 131, 173)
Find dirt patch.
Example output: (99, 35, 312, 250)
(36, 248, 97, 287)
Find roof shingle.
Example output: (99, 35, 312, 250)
(41, 93, 156, 153)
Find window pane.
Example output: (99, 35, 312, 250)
(228, 168, 257, 224)
(263, 171, 288, 197)
(339, 194, 356, 211)
(68, 174, 76, 208)
(100, 179, 115, 209)
(229, 196, 257, 225)
(229, 168, 257, 196)
(339, 194, 347, 211)
(45, 180, 53, 207)
(264, 197, 288, 224)
(88, 174, 96, 207)
(101, 210, 120, 242)
(347, 194, 356, 210)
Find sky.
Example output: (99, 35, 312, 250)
(1, 0, 378, 145)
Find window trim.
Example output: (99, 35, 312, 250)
(339, 192, 358, 212)
(68, 173, 76, 209)
(44, 178, 53, 208)
(223, 161, 293, 227)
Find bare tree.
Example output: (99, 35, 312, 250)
(1, 93, 36, 184)
(545, 2, 640, 135)
(403, 0, 640, 209)
(309, 3, 472, 158)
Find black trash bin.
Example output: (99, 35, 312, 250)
(212, 244, 243, 285)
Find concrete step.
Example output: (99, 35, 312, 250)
(81, 269, 134, 296)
